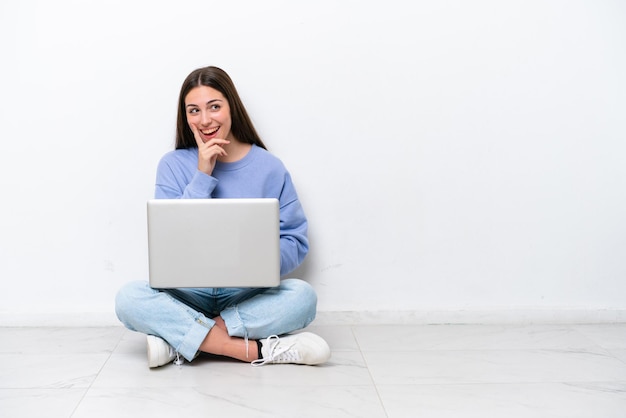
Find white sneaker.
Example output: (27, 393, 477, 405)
(252, 332, 331, 366)
(146, 335, 181, 368)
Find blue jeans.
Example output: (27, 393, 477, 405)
(115, 279, 317, 361)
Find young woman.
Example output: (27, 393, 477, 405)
(115, 66, 330, 368)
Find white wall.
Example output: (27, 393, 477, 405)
(1, 0, 625, 325)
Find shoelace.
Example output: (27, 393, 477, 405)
(173, 351, 183, 366)
(251, 335, 300, 367)
(166, 344, 183, 366)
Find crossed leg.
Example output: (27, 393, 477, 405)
(199, 316, 259, 362)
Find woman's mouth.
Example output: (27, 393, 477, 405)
(201, 126, 220, 139)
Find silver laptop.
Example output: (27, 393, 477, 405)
(147, 198, 280, 288)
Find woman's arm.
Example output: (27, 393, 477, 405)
(154, 156, 218, 199)
(278, 174, 309, 276)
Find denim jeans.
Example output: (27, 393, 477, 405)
(115, 278, 317, 361)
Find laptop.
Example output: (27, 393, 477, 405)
(147, 198, 281, 288)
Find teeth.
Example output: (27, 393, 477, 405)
(202, 127, 219, 135)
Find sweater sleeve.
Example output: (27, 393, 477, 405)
(278, 173, 309, 276)
(154, 157, 218, 199)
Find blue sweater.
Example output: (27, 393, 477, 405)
(154, 144, 308, 276)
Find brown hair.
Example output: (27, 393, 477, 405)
(175, 66, 267, 150)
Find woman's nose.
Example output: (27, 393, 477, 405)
(200, 112, 211, 126)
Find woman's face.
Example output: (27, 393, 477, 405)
(185, 85, 234, 143)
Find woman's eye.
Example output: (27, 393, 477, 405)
(211, 104, 221, 111)
(188, 108, 199, 114)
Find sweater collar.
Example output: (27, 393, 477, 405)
(213, 144, 259, 172)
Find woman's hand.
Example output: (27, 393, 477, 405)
(190, 123, 230, 175)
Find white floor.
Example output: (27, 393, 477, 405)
(1, 323, 625, 417)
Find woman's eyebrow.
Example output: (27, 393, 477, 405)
(186, 99, 223, 108)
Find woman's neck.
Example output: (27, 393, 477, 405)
(218, 140, 252, 163)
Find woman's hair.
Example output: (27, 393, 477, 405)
(175, 66, 267, 150)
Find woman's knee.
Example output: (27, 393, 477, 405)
(114, 280, 152, 324)
(281, 278, 318, 324)
(282, 278, 317, 301)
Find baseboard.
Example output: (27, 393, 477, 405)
(313, 309, 626, 325)
(0, 311, 121, 327)
(1, 309, 625, 327)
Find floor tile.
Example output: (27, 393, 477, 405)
(92, 348, 372, 389)
(0, 326, 125, 354)
(301, 325, 360, 351)
(1, 323, 625, 417)
(353, 324, 604, 351)
(573, 324, 626, 349)
(0, 353, 111, 389)
(377, 382, 626, 418)
(609, 349, 626, 364)
(363, 349, 626, 385)
(72, 385, 387, 418)
(0, 388, 86, 418)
